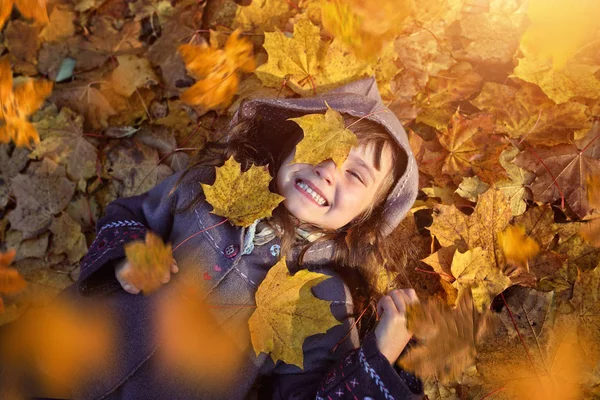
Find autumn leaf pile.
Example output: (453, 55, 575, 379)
(0, 0, 599, 397)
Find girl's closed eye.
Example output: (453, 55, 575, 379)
(347, 170, 365, 185)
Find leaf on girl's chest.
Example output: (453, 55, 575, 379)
(288, 103, 358, 168)
(248, 257, 341, 369)
(201, 156, 285, 227)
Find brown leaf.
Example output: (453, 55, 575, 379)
(49, 212, 87, 264)
(515, 122, 600, 219)
(8, 158, 76, 238)
(399, 290, 493, 383)
(40, 7, 75, 43)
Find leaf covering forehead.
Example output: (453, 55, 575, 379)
(201, 157, 285, 227)
(288, 104, 358, 168)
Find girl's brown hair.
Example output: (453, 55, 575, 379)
(172, 110, 414, 337)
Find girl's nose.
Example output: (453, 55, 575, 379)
(314, 159, 336, 185)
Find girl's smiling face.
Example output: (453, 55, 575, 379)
(276, 142, 395, 230)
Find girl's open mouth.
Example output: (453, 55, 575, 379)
(295, 179, 329, 207)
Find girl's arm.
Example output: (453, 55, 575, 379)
(268, 278, 423, 400)
(76, 169, 203, 297)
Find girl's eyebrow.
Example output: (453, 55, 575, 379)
(353, 158, 376, 182)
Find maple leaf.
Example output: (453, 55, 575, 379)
(415, 62, 483, 131)
(0, 57, 53, 148)
(248, 257, 341, 368)
(232, 0, 295, 32)
(0, 248, 25, 314)
(471, 82, 592, 146)
(201, 156, 284, 227)
(455, 176, 489, 202)
(8, 158, 76, 239)
(587, 174, 600, 212)
(437, 111, 507, 186)
(124, 231, 174, 294)
(2, 297, 115, 394)
(0, 0, 49, 30)
(155, 281, 245, 385)
(399, 290, 493, 382)
(514, 122, 600, 219)
(498, 225, 541, 271)
(179, 29, 255, 110)
(495, 147, 534, 216)
(40, 7, 75, 43)
(110, 55, 159, 98)
(30, 107, 98, 183)
(49, 213, 88, 264)
(451, 247, 512, 312)
(321, 0, 411, 59)
(580, 218, 600, 248)
(288, 104, 358, 168)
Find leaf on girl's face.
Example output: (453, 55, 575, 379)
(201, 157, 284, 227)
(178, 29, 255, 110)
(399, 290, 493, 383)
(124, 231, 174, 294)
(288, 104, 358, 168)
(248, 257, 341, 369)
(0, 57, 53, 148)
(498, 225, 541, 271)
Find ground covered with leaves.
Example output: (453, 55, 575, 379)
(0, 0, 599, 398)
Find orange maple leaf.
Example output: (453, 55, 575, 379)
(498, 224, 541, 271)
(178, 29, 255, 110)
(123, 231, 174, 294)
(0, 248, 26, 314)
(0, 57, 53, 148)
(0, 0, 49, 30)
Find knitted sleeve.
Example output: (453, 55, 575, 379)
(76, 171, 186, 297)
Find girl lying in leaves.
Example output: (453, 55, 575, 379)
(2, 77, 423, 399)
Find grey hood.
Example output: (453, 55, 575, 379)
(230, 76, 419, 239)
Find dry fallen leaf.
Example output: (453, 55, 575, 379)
(248, 257, 341, 368)
(288, 104, 358, 168)
(124, 231, 174, 294)
(0, 0, 49, 30)
(201, 156, 285, 227)
(179, 29, 255, 110)
(498, 224, 541, 271)
(399, 290, 492, 383)
(0, 57, 53, 148)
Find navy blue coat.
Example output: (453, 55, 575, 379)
(53, 164, 424, 400)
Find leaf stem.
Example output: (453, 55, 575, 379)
(172, 218, 229, 252)
(479, 386, 505, 400)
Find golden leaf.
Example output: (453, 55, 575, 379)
(498, 225, 541, 271)
(0, 0, 48, 30)
(321, 0, 411, 59)
(0, 57, 53, 148)
(155, 281, 244, 386)
(451, 248, 511, 312)
(399, 290, 492, 383)
(179, 29, 255, 110)
(0, 248, 26, 298)
(248, 257, 341, 368)
(110, 55, 158, 98)
(201, 157, 285, 227)
(288, 104, 358, 168)
(588, 174, 600, 212)
(124, 231, 174, 294)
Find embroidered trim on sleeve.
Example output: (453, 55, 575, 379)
(358, 348, 394, 400)
(97, 220, 146, 235)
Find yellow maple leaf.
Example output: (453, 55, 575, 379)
(178, 29, 255, 110)
(248, 257, 341, 368)
(451, 247, 511, 312)
(288, 104, 358, 168)
(399, 290, 492, 383)
(0, 57, 53, 148)
(123, 231, 174, 294)
(498, 225, 541, 271)
(0, 0, 49, 29)
(321, 0, 411, 59)
(201, 157, 285, 227)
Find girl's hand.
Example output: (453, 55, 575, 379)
(114, 258, 179, 295)
(374, 288, 419, 364)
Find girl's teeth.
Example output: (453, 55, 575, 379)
(297, 180, 326, 206)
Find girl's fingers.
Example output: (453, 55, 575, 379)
(388, 290, 409, 314)
(377, 295, 395, 317)
(123, 283, 140, 294)
(171, 261, 179, 273)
